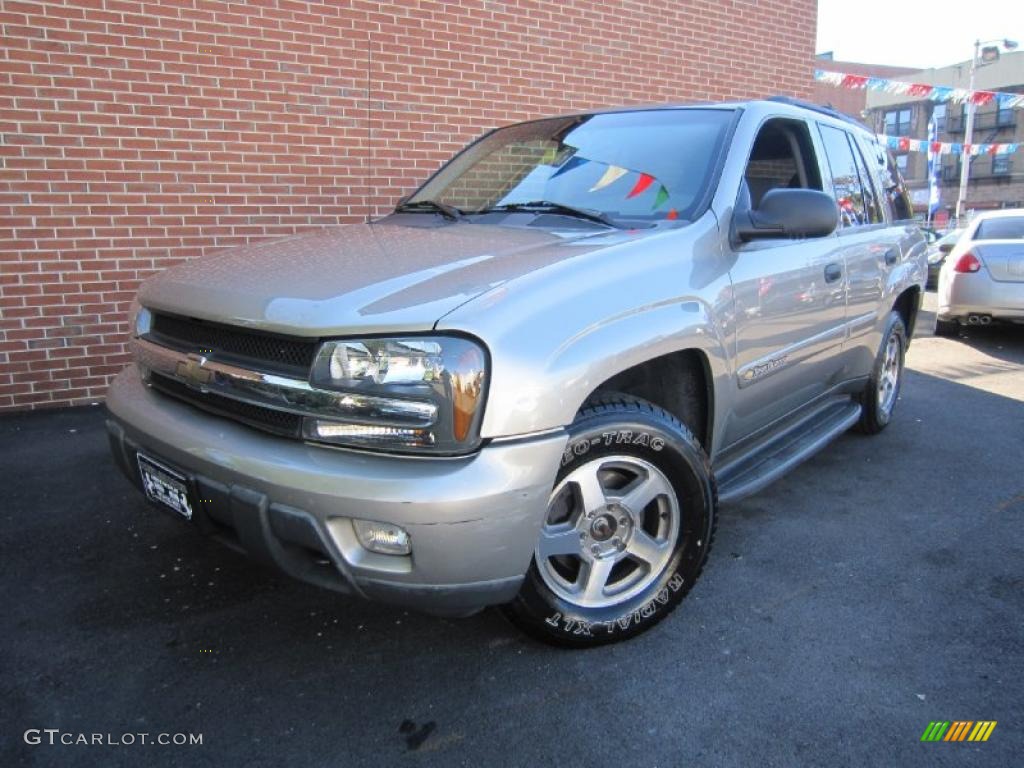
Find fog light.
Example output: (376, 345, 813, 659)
(352, 519, 411, 555)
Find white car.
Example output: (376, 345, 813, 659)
(936, 209, 1024, 336)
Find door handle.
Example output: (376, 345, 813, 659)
(884, 248, 899, 265)
(824, 263, 843, 283)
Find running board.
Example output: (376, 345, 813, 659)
(715, 398, 862, 504)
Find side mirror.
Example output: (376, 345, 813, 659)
(938, 242, 955, 254)
(734, 188, 839, 242)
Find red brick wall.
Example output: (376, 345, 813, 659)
(0, 0, 816, 410)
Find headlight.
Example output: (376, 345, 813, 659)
(305, 336, 487, 454)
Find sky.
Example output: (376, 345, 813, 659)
(816, 0, 1022, 70)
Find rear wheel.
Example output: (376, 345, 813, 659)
(856, 311, 906, 434)
(502, 394, 716, 647)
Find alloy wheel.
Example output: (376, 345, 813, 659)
(535, 456, 680, 609)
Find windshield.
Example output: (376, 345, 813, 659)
(407, 109, 735, 225)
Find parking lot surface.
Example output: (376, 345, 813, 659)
(3, 293, 1022, 767)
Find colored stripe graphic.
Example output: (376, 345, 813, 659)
(921, 721, 996, 742)
(944, 721, 972, 741)
(968, 722, 997, 742)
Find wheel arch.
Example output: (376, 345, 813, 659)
(892, 285, 921, 340)
(582, 348, 714, 450)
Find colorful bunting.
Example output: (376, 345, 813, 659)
(652, 185, 670, 209)
(815, 69, 1024, 109)
(589, 165, 628, 191)
(549, 155, 589, 179)
(543, 153, 671, 207)
(627, 173, 655, 199)
(877, 133, 1020, 156)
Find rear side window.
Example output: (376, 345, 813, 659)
(975, 217, 1024, 240)
(868, 141, 913, 222)
(849, 137, 883, 224)
(818, 124, 870, 228)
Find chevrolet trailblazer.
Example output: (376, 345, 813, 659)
(107, 98, 926, 646)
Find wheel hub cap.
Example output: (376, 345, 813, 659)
(590, 511, 619, 541)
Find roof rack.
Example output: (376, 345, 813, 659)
(765, 96, 869, 130)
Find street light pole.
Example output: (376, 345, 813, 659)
(953, 37, 1019, 224)
(954, 40, 980, 225)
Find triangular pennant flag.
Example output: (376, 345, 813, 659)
(666, 208, 679, 220)
(589, 165, 628, 192)
(626, 173, 655, 199)
(549, 155, 588, 179)
(652, 184, 670, 210)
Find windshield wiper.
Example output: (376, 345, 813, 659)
(478, 201, 618, 228)
(394, 199, 464, 221)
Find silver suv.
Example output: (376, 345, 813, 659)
(107, 99, 927, 646)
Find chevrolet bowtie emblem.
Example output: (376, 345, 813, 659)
(177, 353, 214, 388)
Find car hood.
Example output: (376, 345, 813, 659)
(138, 217, 641, 335)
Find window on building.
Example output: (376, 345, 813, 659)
(818, 124, 870, 228)
(995, 101, 1015, 128)
(943, 157, 961, 182)
(895, 154, 908, 173)
(993, 155, 1011, 175)
(884, 108, 912, 136)
(932, 104, 946, 132)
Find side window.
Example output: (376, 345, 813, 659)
(865, 137, 913, 222)
(849, 136, 883, 224)
(741, 117, 823, 211)
(884, 108, 911, 135)
(818, 124, 868, 228)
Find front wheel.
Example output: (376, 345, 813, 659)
(502, 394, 716, 647)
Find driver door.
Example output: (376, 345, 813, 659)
(722, 117, 847, 448)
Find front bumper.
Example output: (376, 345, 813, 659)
(106, 366, 567, 616)
(938, 271, 1024, 322)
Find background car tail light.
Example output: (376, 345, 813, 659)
(953, 252, 982, 273)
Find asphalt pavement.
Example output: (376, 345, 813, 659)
(2, 292, 1022, 767)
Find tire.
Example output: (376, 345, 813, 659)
(856, 311, 906, 435)
(502, 394, 716, 647)
(934, 317, 958, 338)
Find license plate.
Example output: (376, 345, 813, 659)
(137, 454, 193, 520)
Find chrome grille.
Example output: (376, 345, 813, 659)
(149, 373, 303, 438)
